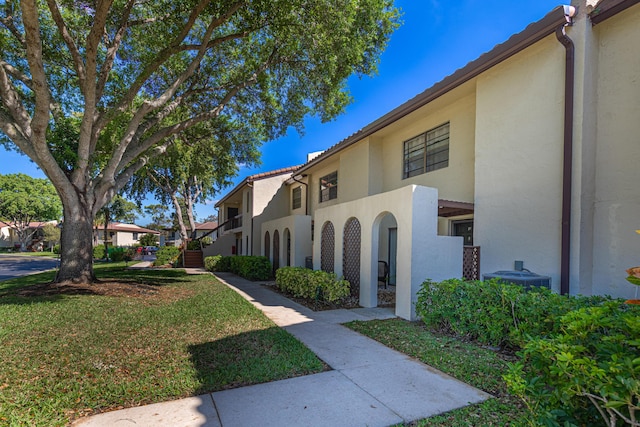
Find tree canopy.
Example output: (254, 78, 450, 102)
(126, 117, 260, 240)
(0, 0, 399, 282)
(0, 173, 62, 250)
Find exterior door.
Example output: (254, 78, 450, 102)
(453, 220, 474, 246)
(388, 227, 397, 286)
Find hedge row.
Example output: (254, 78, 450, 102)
(204, 255, 271, 281)
(416, 278, 610, 349)
(275, 267, 349, 302)
(417, 278, 638, 426)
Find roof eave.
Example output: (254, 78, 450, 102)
(589, 0, 640, 25)
(295, 5, 570, 176)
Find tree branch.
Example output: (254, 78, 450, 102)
(0, 61, 32, 136)
(96, 0, 245, 131)
(45, 0, 87, 91)
(95, 0, 136, 102)
(0, 3, 26, 46)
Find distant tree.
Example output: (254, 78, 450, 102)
(0, 1, 399, 283)
(143, 204, 173, 231)
(202, 214, 218, 223)
(0, 174, 62, 250)
(127, 118, 259, 241)
(41, 223, 61, 251)
(138, 233, 158, 247)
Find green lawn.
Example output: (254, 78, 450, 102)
(0, 250, 58, 257)
(345, 319, 531, 426)
(0, 264, 324, 426)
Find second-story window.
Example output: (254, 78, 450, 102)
(319, 171, 338, 202)
(403, 122, 450, 178)
(292, 186, 302, 210)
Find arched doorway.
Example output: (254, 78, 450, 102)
(373, 212, 398, 308)
(320, 221, 335, 273)
(264, 231, 270, 260)
(343, 217, 361, 297)
(284, 228, 291, 266)
(273, 230, 280, 275)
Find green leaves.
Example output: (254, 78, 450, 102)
(275, 266, 350, 302)
(506, 302, 640, 426)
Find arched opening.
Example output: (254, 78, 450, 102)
(264, 231, 270, 260)
(273, 230, 280, 275)
(343, 217, 361, 297)
(320, 221, 335, 273)
(372, 212, 398, 309)
(284, 228, 291, 266)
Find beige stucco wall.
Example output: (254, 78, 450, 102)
(249, 174, 293, 256)
(379, 90, 476, 203)
(262, 215, 312, 268)
(303, 86, 476, 220)
(474, 35, 566, 290)
(288, 182, 308, 216)
(313, 185, 462, 320)
(590, 4, 640, 299)
(307, 158, 341, 214)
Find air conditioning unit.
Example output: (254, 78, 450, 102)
(483, 270, 551, 290)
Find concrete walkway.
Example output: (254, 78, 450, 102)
(75, 271, 490, 427)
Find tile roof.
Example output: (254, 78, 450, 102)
(216, 165, 302, 207)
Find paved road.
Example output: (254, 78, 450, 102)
(0, 254, 59, 281)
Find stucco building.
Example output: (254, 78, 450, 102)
(208, 0, 640, 319)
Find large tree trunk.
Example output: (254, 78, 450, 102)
(55, 203, 96, 283)
(171, 194, 189, 244)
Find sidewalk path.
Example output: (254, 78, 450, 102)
(75, 271, 490, 427)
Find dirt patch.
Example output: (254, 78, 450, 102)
(9, 279, 192, 303)
(263, 282, 396, 311)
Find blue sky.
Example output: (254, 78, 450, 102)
(0, 0, 562, 224)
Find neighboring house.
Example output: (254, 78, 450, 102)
(93, 222, 160, 247)
(209, 0, 640, 320)
(0, 220, 58, 250)
(194, 221, 219, 240)
(203, 166, 301, 257)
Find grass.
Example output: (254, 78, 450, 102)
(0, 250, 58, 257)
(345, 319, 531, 426)
(0, 263, 325, 426)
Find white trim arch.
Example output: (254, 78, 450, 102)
(313, 185, 463, 320)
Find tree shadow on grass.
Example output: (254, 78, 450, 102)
(188, 327, 328, 395)
(0, 267, 192, 305)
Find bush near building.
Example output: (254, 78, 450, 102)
(204, 255, 271, 281)
(416, 278, 638, 426)
(275, 267, 350, 303)
(153, 246, 181, 267)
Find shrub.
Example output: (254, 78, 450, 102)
(186, 240, 201, 250)
(200, 236, 213, 246)
(229, 256, 271, 281)
(204, 255, 223, 272)
(123, 248, 136, 262)
(139, 233, 158, 246)
(204, 255, 271, 280)
(276, 267, 350, 302)
(52, 244, 60, 254)
(154, 246, 181, 266)
(93, 244, 106, 259)
(416, 278, 612, 349)
(505, 302, 640, 426)
(108, 247, 125, 262)
(204, 255, 237, 273)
